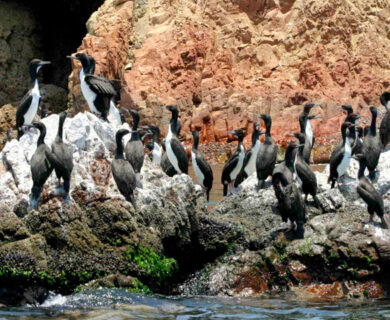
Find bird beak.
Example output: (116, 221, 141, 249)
(312, 115, 322, 120)
(334, 106, 343, 110)
(161, 119, 170, 124)
(313, 103, 322, 107)
(286, 133, 295, 137)
(39, 61, 51, 66)
(66, 55, 78, 60)
(297, 143, 305, 147)
(362, 106, 370, 109)
(140, 125, 150, 130)
(159, 106, 167, 110)
(253, 113, 262, 118)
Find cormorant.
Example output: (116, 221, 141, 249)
(255, 114, 277, 189)
(221, 129, 245, 196)
(191, 131, 213, 201)
(16, 59, 51, 140)
(299, 103, 321, 163)
(29, 122, 53, 210)
(357, 176, 388, 228)
(111, 129, 137, 208)
(45, 112, 74, 203)
(379, 92, 390, 148)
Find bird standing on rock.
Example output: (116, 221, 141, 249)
(161, 120, 182, 177)
(255, 114, 277, 189)
(162, 105, 188, 175)
(334, 105, 360, 155)
(112, 129, 137, 209)
(29, 122, 53, 210)
(124, 109, 144, 188)
(67, 53, 121, 125)
(272, 141, 306, 239)
(379, 91, 390, 148)
(222, 129, 245, 196)
(357, 176, 388, 228)
(357, 106, 382, 181)
(45, 112, 74, 203)
(288, 132, 322, 210)
(299, 103, 321, 164)
(16, 59, 51, 140)
(191, 131, 213, 202)
(235, 121, 265, 187)
(328, 121, 357, 188)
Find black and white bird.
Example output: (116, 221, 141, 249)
(45, 112, 74, 203)
(16, 59, 51, 140)
(124, 109, 144, 187)
(334, 105, 360, 155)
(191, 131, 213, 202)
(29, 122, 53, 210)
(379, 91, 390, 148)
(299, 103, 321, 163)
(288, 132, 322, 210)
(221, 129, 245, 196)
(161, 120, 182, 177)
(162, 105, 188, 175)
(272, 141, 306, 239)
(357, 176, 388, 228)
(235, 121, 265, 187)
(112, 129, 137, 209)
(67, 53, 121, 125)
(357, 106, 382, 181)
(255, 114, 277, 189)
(328, 121, 356, 188)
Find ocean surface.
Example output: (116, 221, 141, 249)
(1, 289, 390, 319)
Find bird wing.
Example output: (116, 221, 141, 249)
(195, 152, 213, 187)
(295, 159, 317, 186)
(170, 138, 188, 173)
(221, 152, 239, 183)
(257, 144, 277, 171)
(111, 159, 136, 192)
(16, 91, 33, 127)
(84, 75, 117, 96)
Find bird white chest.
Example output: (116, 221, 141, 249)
(24, 80, 40, 125)
(337, 138, 352, 178)
(306, 120, 313, 146)
(166, 126, 181, 173)
(245, 140, 260, 176)
(80, 69, 98, 114)
(192, 150, 205, 187)
(231, 144, 245, 180)
(152, 142, 162, 165)
(108, 100, 122, 127)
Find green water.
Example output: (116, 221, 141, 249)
(1, 289, 389, 319)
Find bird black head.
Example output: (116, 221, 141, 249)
(348, 113, 360, 123)
(380, 92, 390, 110)
(369, 106, 377, 115)
(254, 121, 260, 131)
(29, 59, 50, 81)
(32, 122, 47, 145)
(191, 130, 199, 138)
(228, 129, 244, 141)
(32, 121, 45, 130)
(116, 129, 130, 139)
(287, 132, 306, 145)
(356, 126, 364, 138)
(67, 52, 90, 71)
(59, 112, 68, 120)
(303, 103, 321, 113)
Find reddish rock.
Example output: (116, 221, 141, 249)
(67, 0, 390, 150)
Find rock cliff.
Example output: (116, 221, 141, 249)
(69, 0, 390, 146)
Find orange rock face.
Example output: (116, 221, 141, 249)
(68, 0, 390, 146)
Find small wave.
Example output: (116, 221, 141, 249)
(41, 293, 67, 307)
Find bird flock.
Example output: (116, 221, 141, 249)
(14, 55, 390, 239)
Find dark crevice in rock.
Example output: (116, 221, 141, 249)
(0, 0, 103, 104)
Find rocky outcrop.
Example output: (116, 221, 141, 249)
(0, 112, 231, 305)
(179, 158, 390, 299)
(68, 0, 390, 146)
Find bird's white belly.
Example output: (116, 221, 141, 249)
(306, 121, 313, 146)
(192, 151, 205, 187)
(231, 146, 245, 180)
(108, 100, 122, 127)
(166, 128, 181, 173)
(245, 142, 260, 176)
(24, 81, 40, 125)
(80, 71, 98, 114)
(152, 143, 162, 165)
(337, 141, 352, 177)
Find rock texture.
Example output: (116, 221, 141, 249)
(68, 0, 390, 146)
(0, 112, 230, 305)
(179, 158, 390, 299)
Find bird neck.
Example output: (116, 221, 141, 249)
(170, 118, 178, 136)
(37, 128, 46, 146)
(341, 126, 348, 144)
(130, 131, 139, 141)
(132, 116, 139, 131)
(370, 111, 377, 134)
(58, 116, 65, 139)
(252, 131, 260, 147)
(30, 67, 39, 84)
(192, 134, 199, 150)
(115, 136, 124, 158)
(285, 147, 296, 172)
(299, 113, 307, 133)
(265, 122, 271, 137)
